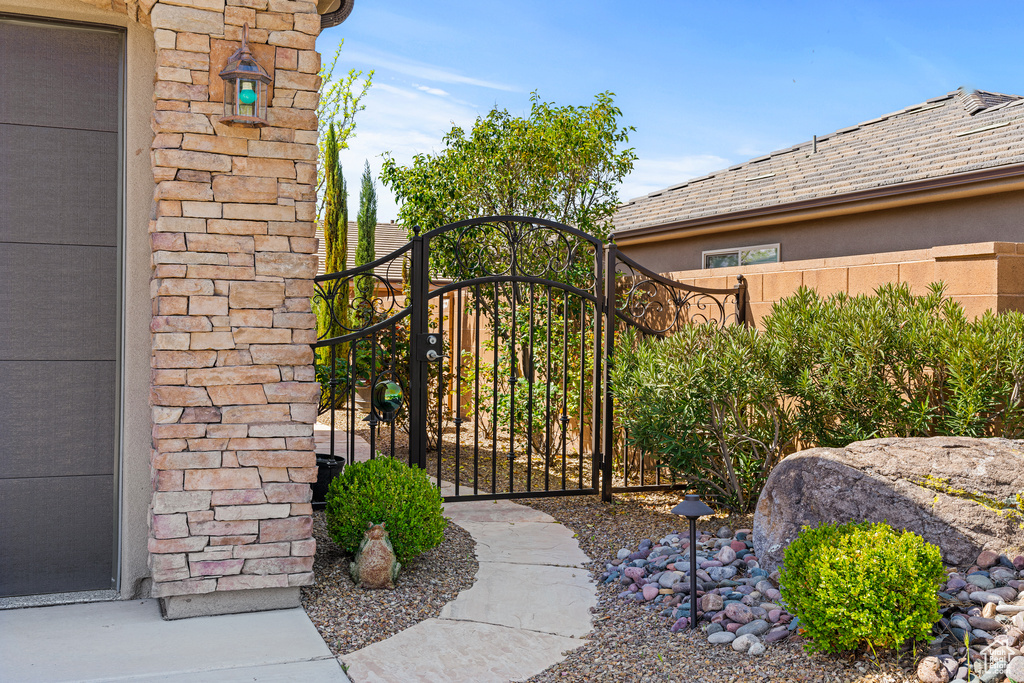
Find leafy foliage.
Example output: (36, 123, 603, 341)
(316, 41, 372, 217)
(764, 283, 1024, 444)
(779, 521, 945, 654)
(325, 456, 446, 565)
(380, 90, 636, 244)
(612, 283, 1024, 510)
(381, 93, 632, 448)
(314, 122, 349, 370)
(612, 325, 793, 512)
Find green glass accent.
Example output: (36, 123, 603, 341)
(239, 89, 257, 105)
(372, 381, 403, 414)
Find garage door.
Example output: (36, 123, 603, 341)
(0, 16, 122, 597)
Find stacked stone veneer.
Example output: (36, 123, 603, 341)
(129, 0, 322, 600)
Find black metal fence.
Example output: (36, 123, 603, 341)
(312, 216, 745, 502)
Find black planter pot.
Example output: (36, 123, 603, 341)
(312, 454, 345, 509)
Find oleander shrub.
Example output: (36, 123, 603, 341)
(325, 456, 446, 565)
(612, 324, 794, 512)
(778, 521, 945, 654)
(763, 283, 1024, 445)
(614, 284, 1024, 511)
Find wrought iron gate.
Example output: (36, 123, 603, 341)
(312, 216, 745, 502)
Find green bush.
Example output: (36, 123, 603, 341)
(763, 283, 1024, 445)
(612, 324, 794, 512)
(613, 283, 1024, 512)
(325, 456, 446, 565)
(779, 521, 945, 654)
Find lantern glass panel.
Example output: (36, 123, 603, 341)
(238, 79, 257, 117)
(258, 81, 268, 120)
(223, 79, 236, 118)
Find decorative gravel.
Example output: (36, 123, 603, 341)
(300, 510, 478, 656)
(518, 493, 922, 683)
(307, 416, 963, 681)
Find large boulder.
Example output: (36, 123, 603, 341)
(753, 437, 1024, 572)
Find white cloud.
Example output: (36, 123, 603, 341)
(616, 155, 731, 203)
(339, 82, 483, 221)
(343, 46, 519, 92)
(414, 84, 450, 97)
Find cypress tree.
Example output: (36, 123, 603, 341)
(354, 160, 377, 326)
(317, 122, 348, 354)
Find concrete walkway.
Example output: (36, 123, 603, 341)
(0, 599, 349, 682)
(0, 440, 596, 683)
(341, 498, 596, 683)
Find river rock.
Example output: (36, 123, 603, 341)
(708, 631, 736, 644)
(917, 655, 951, 683)
(736, 619, 771, 637)
(725, 602, 755, 624)
(701, 593, 724, 612)
(732, 633, 760, 653)
(1005, 656, 1024, 683)
(659, 571, 684, 589)
(753, 437, 1024, 572)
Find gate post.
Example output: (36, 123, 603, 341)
(601, 244, 616, 502)
(409, 226, 428, 470)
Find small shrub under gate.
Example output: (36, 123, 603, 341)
(325, 456, 446, 565)
(778, 521, 945, 654)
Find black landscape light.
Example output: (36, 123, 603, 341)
(671, 494, 714, 631)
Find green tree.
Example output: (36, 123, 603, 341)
(381, 90, 635, 242)
(315, 123, 348, 350)
(316, 40, 373, 218)
(312, 42, 371, 400)
(379, 92, 636, 453)
(354, 160, 377, 325)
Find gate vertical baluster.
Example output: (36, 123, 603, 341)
(526, 282, 535, 492)
(454, 287, 463, 496)
(577, 300, 586, 489)
(390, 324, 397, 458)
(491, 281, 498, 494)
(544, 285, 552, 491)
(561, 289, 568, 490)
(435, 295, 444, 486)
(509, 282, 517, 493)
(601, 244, 615, 502)
(350, 337, 357, 464)
(409, 226, 428, 471)
(368, 330, 377, 458)
(592, 244, 605, 497)
(473, 284, 481, 496)
(329, 343, 336, 463)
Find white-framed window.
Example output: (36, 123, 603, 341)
(702, 244, 780, 269)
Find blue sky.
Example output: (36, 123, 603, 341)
(318, 1, 1024, 221)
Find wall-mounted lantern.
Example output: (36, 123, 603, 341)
(218, 24, 270, 126)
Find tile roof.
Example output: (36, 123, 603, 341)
(613, 88, 1024, 235)
(315, 221, 410, 278)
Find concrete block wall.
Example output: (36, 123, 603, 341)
(662, 242, 1024, 327)
(120, 0, 323, 613)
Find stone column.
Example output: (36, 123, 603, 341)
(144, 0, 322, 618)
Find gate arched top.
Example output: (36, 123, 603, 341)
(419, 215, 604, 288)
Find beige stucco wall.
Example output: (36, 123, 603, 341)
(662, 242, 1024, 327)
(620, 190, 1024, 275)
(0, 0, 157, 599)
(2, 0, 323, 615)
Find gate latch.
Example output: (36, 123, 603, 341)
(421, 333, 443, 362)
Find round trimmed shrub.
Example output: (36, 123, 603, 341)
(778, 521, 944, 654)
(325, 456, 446, 565)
